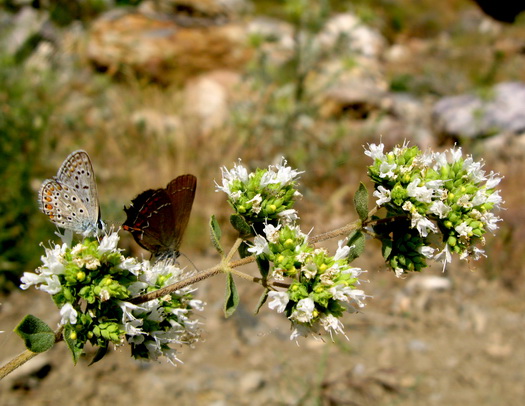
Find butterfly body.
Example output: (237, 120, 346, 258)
(123, 174, 197, 258)
(39, 150, 103, 236)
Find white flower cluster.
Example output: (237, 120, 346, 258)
(216, 157, 303, 224)
(250, 222, 367, 341)
(20, 231, 203, 365)
(366, 142, 503, 273)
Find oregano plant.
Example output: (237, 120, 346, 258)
(0, 142, 503, 379)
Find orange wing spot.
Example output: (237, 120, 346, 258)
(44, 196, 52, 202)
(45, 204, 53, 210)
(123, 225, 142, 232)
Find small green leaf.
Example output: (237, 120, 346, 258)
(224, 272, 240, 318)
(346, 230, 365, 263)
(64, 324, 83, 365)
(381, 238, 393, 260)
(209, 215, 224, 255)
(354, 183, 369, 221)
(230, 214, 252, 238)
(89, 344, 109, 366)
(238, 241, 251, 259)
(256, 257, 270, 279)
(254, 289, 269, 315)
(14, 314, 55, 353)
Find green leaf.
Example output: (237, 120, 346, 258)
(346, 230, 365, 263)
(89, 344, 109, 366)
(230, 214, 252, 238)
(223, 272, 239, 318)
(238, 241, 251, 259)
(209, 215, 224, 255)
(63, 324, 83, 365)
(354, 183, 369, 221)
(381, 238, 393, 260)
(14, 314, 55, 353)
(256, 257, 270, 279)
(254, 289, 269, 315)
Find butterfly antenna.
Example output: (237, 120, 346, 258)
(179, 251, 200, 273)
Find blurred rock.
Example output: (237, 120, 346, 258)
(393, 275, 452, 314)
(183, 70, 241, 135)
(131, 109, 181, 136)
(246, 17, 295, 65)
(433, 81, 525, 142)
(2, 6, 49, 55)
(86, 10, 251, 83)
(315, 13, 387, 58)
(138, 0, 250, 22)
(239, 371, 265, 392)
(320, 82, 388, 119)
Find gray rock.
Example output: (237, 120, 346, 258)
(433, 81, 525, 140)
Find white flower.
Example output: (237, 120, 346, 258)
(486, 190, 503, 208)
(301, 261, 318, 279)
(246, 194, 262, 214)
(434, 244, 452, 271)
(247, 235, 270, 256)
(463, 156, 486, 183)
(59, 303, 78, 325)
(98, 232, 120, 254)
(455, 222, 473, 238)
(341, 267, 365, 279)
(118, 257, 142, 275)
(407, 179, 433, 203)
(262, 223, 281, 243)
(20, 272, 46, 290)
(379, 161, 397, 179)
(329, 284, 355, 301)
(289, 322, 314, 341)
(429, 201, 451, 218)
(320, 314, 346, 339)
(277, 209, 299, 223)
(334, 239, 350, 260)
(418, 245, 435, 258)
(449, 145, 463, 163)
(411, 212, 437, 237)
(485, 171, 503, 189)
(215, 160, 249, 196)
(433, 151, 448, 169)
(457, 194, 473, 209)
(373, 185, 391, 206)
(480, 212, 501, 233)
(268, 291, 289, 313)
(273, 157, 304, 185)
(39, 275, 62, 295)
(364, 143, 385, 160)
(290, 298, 315, 323)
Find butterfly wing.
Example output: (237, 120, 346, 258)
(55, 150, 100, 226)
(123, 188, 175, 255)
(39, 178, 98, 234)
(166, 174, 197, 253)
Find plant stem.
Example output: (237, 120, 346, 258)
(129, 210, 377, 304)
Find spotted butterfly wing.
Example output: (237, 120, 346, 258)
(39, 150, 103, 236)
(123, 174, 197, 257)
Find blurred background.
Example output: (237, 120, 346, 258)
(1, 0, 524, 405)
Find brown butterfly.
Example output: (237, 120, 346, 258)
(123, 175, 197, 258)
